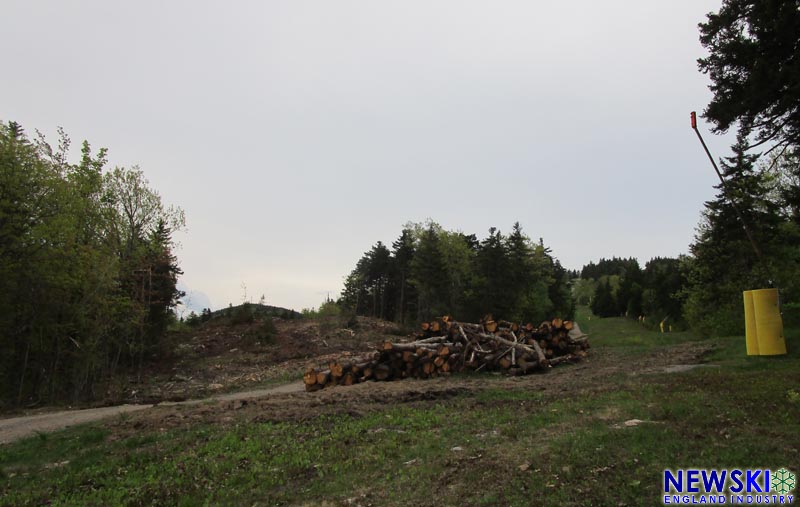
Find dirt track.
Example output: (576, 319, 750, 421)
(0, 382, 305, 445)
(0, 341, 713, 445)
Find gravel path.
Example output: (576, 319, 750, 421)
(0, 381, 305, 445)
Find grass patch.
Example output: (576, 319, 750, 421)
(1, 310, 798, 506)
(574, 306, 700, 349)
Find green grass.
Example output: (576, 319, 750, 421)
(574, 306, 700, 348)
(575, 305, 800, 366)
(1, 309, 799, 506)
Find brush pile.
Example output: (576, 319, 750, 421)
(303, 316, 589, 392)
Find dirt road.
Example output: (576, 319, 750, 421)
(1, 339, 713, 446)
(0, 381, 305, 445)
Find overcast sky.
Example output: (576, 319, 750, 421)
(2, 1, 734, 312)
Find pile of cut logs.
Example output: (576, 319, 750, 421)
(303, 316, 589, 392)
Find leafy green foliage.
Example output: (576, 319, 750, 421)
(580, 257, 686, 325)
(698, 0, 800, 155)
(2, 319, 797, 506)
(683, 135, 788, 336)
(0, 121, 184, 407)
(342, 220, 573, 324)
(230, 302, 256, 325)
(591, 277, 617, 317)
(247, 318, 278, 345)
(641, 258, 685, 326)
(693, 1, 800, 338)
(184, 311, 201, 327)
(571, 278, 597, 306)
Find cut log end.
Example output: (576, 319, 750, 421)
(305, 315, 588, 391)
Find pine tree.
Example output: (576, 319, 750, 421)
(549, 259, 575, 319)
(341, 255, 371, 316)
(472, 227, 512, 318)
(410, 225, 450, 320)
(684, 134, 782, 335)
(0, 122, 184, 404)
(506, 223, 536, 311)
(642, 257, 685, 323)
(591, 278, 616, 317)
(366, 242, 391, 319)
(615, 260, 643, 316)
(143, 220, 185, 344)
(391, 229, 416, 324)
(698, 0, 800, 154)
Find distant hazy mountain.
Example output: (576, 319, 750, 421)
(177, 281, 213, 317)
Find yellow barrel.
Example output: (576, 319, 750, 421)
(751, 288, 787, 355)
(742, 291, 759, 355)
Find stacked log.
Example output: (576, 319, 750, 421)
(303, 316, 589, 391)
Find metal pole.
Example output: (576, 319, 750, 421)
(690, 111, 766, 264)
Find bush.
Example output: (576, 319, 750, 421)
(318, 300, 341, 318)
(684, 290, 744, 338)
(185, 311, 201, 327)
(230, 303, 255, 325)
(782, 302, 800, 328)
(247, 318, 277, 345)
(342, 309, 359, 330)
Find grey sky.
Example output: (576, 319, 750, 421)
(2, 1, 732, 312)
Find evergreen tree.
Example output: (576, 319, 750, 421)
(366, 242, 392, 319)
(410, 225, 450, 320)
(342, 221, 576, 325)
(776, 149, 800, 222)
(614, 259, 643, 316)
(591, 278, 616, 317)
(472, 227, 512, 317)
(506, 222, 537, 316)
(0, 121, 185, 406)
(341, 255, 371, 316)
(549, 259, 575, 320)
(391, 229, 416, 324)
(698, 0, 800, 155)
(143, 220, 185, 344)
(642, 257, 685, 323)
(684, 134, 782, 336)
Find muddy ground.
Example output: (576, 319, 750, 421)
(103, 340, 713, 441)
(107, 316, 406, 406)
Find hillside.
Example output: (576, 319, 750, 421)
(2, 308, 797, 505)
(207, 303, 303, 320)
(110, 310, 412, 406)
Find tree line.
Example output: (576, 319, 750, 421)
(687, 0, 800, 336)
(682, 137, 800, 336)
(575, 1, 800, 335)
(573, 257, 686, 327)
(0, 122, 184, 407)
(573, 137, 799, 334)
(340, 221, 574, 325)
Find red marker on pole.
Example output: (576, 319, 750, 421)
(690, 111, 697, 129)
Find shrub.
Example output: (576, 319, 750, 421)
(247, 318, 277, 345)
(230, 303, 255, 325)
(782, 302, 800, 328)
(185, 311, 201, 327)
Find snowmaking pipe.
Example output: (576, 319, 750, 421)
(691, 113, 786, 354)
(690, 111, 766, 265)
